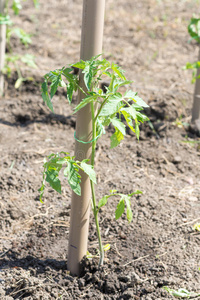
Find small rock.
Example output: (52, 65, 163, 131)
(78, 278, 85, 288)
(172, 155, 182, 164)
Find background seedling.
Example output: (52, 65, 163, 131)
(40, 55, 148, 269)
(0, 0, 38, 93)
(184, 16, 200, 124)
(163, 286, 200, 298)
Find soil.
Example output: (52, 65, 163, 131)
(0, 0, 200, 299)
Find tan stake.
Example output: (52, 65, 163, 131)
(67, 0, 105, 275)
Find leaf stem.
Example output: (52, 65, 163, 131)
(94, 96, 109, 122)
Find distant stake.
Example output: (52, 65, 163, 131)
(0, 0, 6, 96)
(192, 46, 200, 125)
(67, 0, 105, 275)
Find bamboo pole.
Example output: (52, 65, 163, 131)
(67, 0, 105, 276)
(192, 46, 200, 125)
(0, 0, 6, 96)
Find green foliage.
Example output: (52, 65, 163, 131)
(98, 190, 142, 223)
(163, 286, 200, 298)
(39, 153, 96, 201)
(2, 53, 37, 88)
(1, 0, 38, 89)
(184, 17, 200, 83)
(188, 17, 200, 43)
(40, 56, 148, 266)
(42, 56, 149, 146)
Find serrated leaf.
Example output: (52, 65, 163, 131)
(80, 162, 96, 184)
(46, 170, 61, 194)
(110, 128, 124, 148)
(115, 199, 125, 220)
(67, 82, 74, 104)
(125, 90, 148, 108)
(100, 93, 124, 116)
(41, 81, 54, 112)
(74, 93, 98, 113)
(83, 64, 93, 90)
(111, 63, 126, 80)
(123, 195, 133, 222)
(50, 74, 61, 98)
(72, 61, 86, 69)
(121, 109, 135, 132)
(136, 112, 149, 123)
(98, 195, 109, 209)
(110, 118, 126, 135)
(121, 105, 137, 120)
(64, 161, 81, 196)
(133, 95, 149, 108)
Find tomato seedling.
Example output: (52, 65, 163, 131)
(40, 55, 148, 266)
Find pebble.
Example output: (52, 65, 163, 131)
(172, 155, 182, 164)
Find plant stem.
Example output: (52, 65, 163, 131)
(90, 102, 104, 266)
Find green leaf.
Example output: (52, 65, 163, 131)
(135, 122, 140, 140)
(50, 74, 61, 98)
(33, 0, 39, 8)
(71, 60, 86, 69)
(124, 90, 148, 107)
(136, 112, 149, 123)
(123, 195, 133, 222)
(110, 128, 124, 148)
(188, 17, 200, 43)
(83, 64, 93, 90)
(12, 0, 22, 15)
(80, 162, 96, 184)
(99, 93, 124, 116)
(128, 190, 143, 196)
(41, 81, 54, 112)
(0, 14, 12, 25)
(121, 105, 137, 120)
(110, 117, 126, 135)
(64, 161, 81, 196)
(66, 82, 74, 104)
(74, 93, 98, 113)
(98, 195, 109, 209)
(121, 109, 135, 132)
(13, 28, 32, 46)
(110, 189, 117, 194)
(133, 95, 149, 108)
(115, 199, 125, 220)
(111, 62, 126, 80)
(163, 286, 200, 298)
(21, 54, 37, 68)
(15, 77, 24, 89)
(46, 169, 61, 194)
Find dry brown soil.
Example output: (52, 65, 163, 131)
(0, 0, 200, 299)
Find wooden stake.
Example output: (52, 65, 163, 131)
(192, 46, 200, 125)
(0, 0, 6, 96)
(67, 0, 105, 275)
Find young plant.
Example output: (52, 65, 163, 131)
(0, 0, 38, 89)
(39, 55, 149, 266)
(163, 286, 200, 298)
(184, 17, 200, 83)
